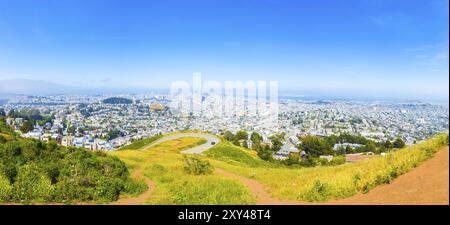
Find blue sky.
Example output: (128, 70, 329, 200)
(0, 0, 448, 100)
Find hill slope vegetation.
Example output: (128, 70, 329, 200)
(0, 120, 145, 204)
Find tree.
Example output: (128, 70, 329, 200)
(251, 141, 261, 151)
(67, 126, 76, 135)
(0, 108, 5, 117)
(20, 120, 34, 133)
(269, 135, 283, 152)
(232, 139, 241, 147)
(106, 128, 122, 140)
(250, 132, 262, 144)
(283, 153, 300, 166)
(242, 140, 249, 149)
(393, 137, 406, 148)
(256, 145, 273, 161)
(235, 130, 248, 141)
(299, 135, 333, 157)
(102, 97, 132, 104)
(7, 109, 18, 118)
(383, 140, 393, 149)
(223, 131, 235, 141)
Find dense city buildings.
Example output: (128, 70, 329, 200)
(1, 94, 448, 156)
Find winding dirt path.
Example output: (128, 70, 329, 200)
(112, 133, 219, 205)
(216, 168, 307, 205)
(331, 146, 449, 205)
(111, 169, 155, 205)
(217, 146, 449, 205)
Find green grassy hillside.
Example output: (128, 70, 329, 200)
(118, 134, 163, 150)
(203, 142, 275, 167)
(111, 137, 255, 204)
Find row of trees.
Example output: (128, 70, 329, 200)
(221, 129, 406, 164)
(3, 108, 54, 133)
(2, 108, 126, 141)
(299, 133, 406, 157)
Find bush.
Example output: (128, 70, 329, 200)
(12, 163, 55, 202)
(298, 157, 317, 167)
(0, 135, 6, 144)
(0, 125, 139, 203)
(53, 177, 93, 202)
(94, 177, 124, 201)
(0, 175, 12, 201)
(255, 145, 273, 161)
(299, 135, 333, 157)
(183, 156, 214, 175)
(329, 156, 346, 166)
(0, 163, 17, 183)
(302, 180, 331, 202)
(123, 179, 148, 197)
(315, 158, 330, 166)
(282, 153, 300, 166)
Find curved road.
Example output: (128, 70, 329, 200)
(146, 133, 221, 154)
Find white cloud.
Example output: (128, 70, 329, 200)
(406, 42, 449, 68)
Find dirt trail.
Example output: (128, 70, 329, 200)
(217, 146, 449, 205)
(330, 146, 449, 205)
(112, 169, 155, 205)
(112, 134, 219, 205)
(216, 168, 307, 205)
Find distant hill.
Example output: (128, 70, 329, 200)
(0, 79, 172, 96)
(0, 79, 81, 95)
(102, 97, 133, 104)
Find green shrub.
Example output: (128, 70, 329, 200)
(12, 163, 55, 202)
(183, 156, 214, 175)
(53, 177, 93, 202)
(0, 125, 139, 203)
(0, 175, 12, 201)
(298, 157, 317, 167)
(94, 177, 124, 202)
(302, 180, 331, 202)
(352, 173, 361, 186)
(329, 156, 346, 166)
(123, 179, 148, 197)
(0, 135, 6, 144)
(0, 163, 17, 183)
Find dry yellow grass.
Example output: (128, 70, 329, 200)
(209, 133, 449, 202)
(111, 133, 448, 203)
(110, 137, 255, 205)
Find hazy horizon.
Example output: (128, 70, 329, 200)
(0, 78, 448, 106)
(0, 0, 448, 101)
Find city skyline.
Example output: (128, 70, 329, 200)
(0, 0, 448, 101)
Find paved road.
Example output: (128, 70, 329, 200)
(146, 133, 221, 154)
